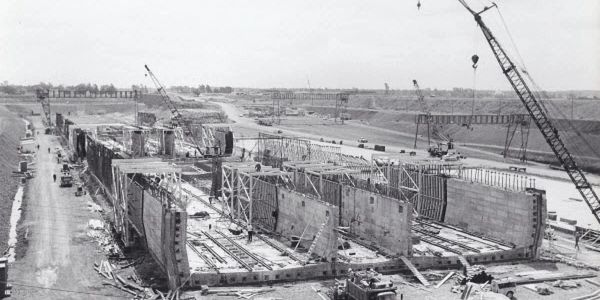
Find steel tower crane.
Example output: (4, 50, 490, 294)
(457, 1, 600, 225)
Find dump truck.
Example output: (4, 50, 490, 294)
(332, 271, 399, 300)
(59, 172, 73, 187)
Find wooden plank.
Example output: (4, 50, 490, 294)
(435, 272, 455, 289)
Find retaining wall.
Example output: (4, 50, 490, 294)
(276, 189, 339, 260)
(445, 179, 546, 252)
(340, 186, 412, 256)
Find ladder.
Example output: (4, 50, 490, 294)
(457, 255, 471, 268)
(305, 214, 330, 263)
(400, 256, 431, 287)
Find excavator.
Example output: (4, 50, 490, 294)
(456, 0, 600, 226)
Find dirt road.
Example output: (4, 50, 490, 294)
(9, 117, 128, 299)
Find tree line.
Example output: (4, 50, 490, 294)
(0, 81, 124, 95)
(169, 85, 234, 95)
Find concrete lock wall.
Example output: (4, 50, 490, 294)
(161, 130, 175, 156)
(127, 179, 145, 238)
(444, 179, 546, 250)
(340, 186, 413, 256)
(276, 188, 338, 260)
(142, 189, 190, 289)
(143, 190, 166, 270)
(86, 137, 118, 193)
(131, 130, 145, 157)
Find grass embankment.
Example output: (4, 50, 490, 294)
(0, 107, 26, 251)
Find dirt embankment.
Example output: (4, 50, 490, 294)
(285, 96, 600, 173)
(0, 107, 26, 251)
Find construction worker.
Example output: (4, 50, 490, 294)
(575, 231, 581, 251)
(505, 291, 518, 300)
(48, 147, 50, 153)
(247, 223, 253, 243)
(53, 173, 56, 182)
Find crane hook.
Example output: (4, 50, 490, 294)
(471, 54, 479, 69)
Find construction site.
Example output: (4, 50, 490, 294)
(1, 1, 600, 300)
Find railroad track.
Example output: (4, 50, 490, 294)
(186, 240, 217, 269)
(187, 231, 228, 264)
(412, 228, 482, 255)
(201, 230, 272, 271)
(412, 225, 482, 253)
(254, 234, 303, 262)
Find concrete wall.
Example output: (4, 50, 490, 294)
(276, 189, 338, 261)
(444, 179, 546, 251)
(341, 186, 413, 256)
(187, 246, 535, 287)
(86, 137, 118, 193)
(142, 189, 190, 289)
(160, 129, 175, 156)
(131, 130, 145, 157)
(143, 190, 165, 270)
(127, 179, 145, 238)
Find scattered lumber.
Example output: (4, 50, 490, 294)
(499, 271, 597, 286)
(572, 289, 600, 300)
(435, 272, 455, 289)
(586, 279, 600, 287)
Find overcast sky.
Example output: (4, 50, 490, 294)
(1, 0, 598, 90)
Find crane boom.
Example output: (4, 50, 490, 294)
(458, 1, 600, 225)
(144, 64, 203, 154)
(413, 80, 448, 145)
(144, 65, 183, 123)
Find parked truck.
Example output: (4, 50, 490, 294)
(59, 171, 73, 187)
(332, 271, 399, 300)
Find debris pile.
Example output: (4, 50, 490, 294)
(86, 219, 121, 257)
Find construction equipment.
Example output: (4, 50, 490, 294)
(333, 270, 399, 300)
(75, 184, 86, 196)
(412, 80, 451, 149)
(257, 118, 273, 126)
(144, 65, 215, 156)
(59, 172, 73, 188)
(35, 89, 52, 129)
(428, 141, 454, 158)
(457, 1, 600, 226)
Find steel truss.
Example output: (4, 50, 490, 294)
(221, 162, 292, 227)
(111, 158, 182, 246)
(283, 161, 360, 199)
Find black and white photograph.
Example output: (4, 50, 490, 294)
(0, 0, 599, 299)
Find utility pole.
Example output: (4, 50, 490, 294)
(571, 95, 574, 120)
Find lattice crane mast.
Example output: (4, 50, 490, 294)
(35, 89, 52, 128)
(412, 80, 449, 147)
(457, 0, 600, 225)
(144, 64, 204, 155)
